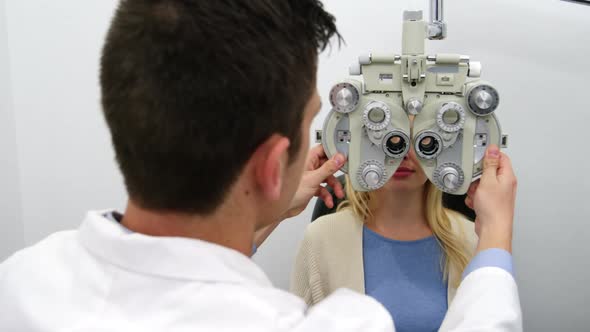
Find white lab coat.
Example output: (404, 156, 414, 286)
(0, 211, 522, 332)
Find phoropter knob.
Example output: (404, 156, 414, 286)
(467, 84, 499, 116)
(434, 163, 465, 193)
(406, 98, 423, 115)
(330, 82, 360, 114)
(357, 161, 387, 190)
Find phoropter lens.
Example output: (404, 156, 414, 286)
(386, 135, 406, 155)
(383, 130, 410, 159)
(419, 136, 439, 156)
(443, 110, 460, 124)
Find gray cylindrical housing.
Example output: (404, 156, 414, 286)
(430, 0, 444, 23)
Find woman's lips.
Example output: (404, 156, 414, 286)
(393, 167, 415, 178)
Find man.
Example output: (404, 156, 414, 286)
(0, 1, 521, 331)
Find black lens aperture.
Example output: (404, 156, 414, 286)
(419, 136, 439, 156)
(387, 135, 406, 155)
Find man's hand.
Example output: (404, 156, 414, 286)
(282, 145, 346, 219)
(465, 145, 517, 253)
(253, 146, 345, 251)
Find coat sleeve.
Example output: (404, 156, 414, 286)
(439, 267, 523, 332)
(292, 288, 394, 332)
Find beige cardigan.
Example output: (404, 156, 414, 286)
(290, 209, 478, 306)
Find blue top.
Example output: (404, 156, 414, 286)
(363, 226, 447, 332)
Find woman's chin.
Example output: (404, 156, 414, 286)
(383, 179, 425, 193)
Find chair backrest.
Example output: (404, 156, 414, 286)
(311, 174, 476, 222)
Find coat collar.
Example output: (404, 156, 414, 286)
(78, 210, 272, 287)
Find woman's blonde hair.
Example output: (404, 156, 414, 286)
(338, 175, 471, 287)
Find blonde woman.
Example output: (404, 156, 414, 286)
(291, 147, 478, 332)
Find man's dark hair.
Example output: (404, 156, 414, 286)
(100, 0, 340, 214)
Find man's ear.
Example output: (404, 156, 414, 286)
(253, 134, 291, 201)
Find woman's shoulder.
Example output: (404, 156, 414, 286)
(304, 208, 362, 244)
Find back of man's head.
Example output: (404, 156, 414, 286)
(100, 0, 340, 215)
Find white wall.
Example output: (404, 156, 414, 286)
(1, 0, 589, 331)
(5, 0, 126, 244)
(0, 0, 24, 260)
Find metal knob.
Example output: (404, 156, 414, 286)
(329, 82, 360, 114)
(359, 162, 385, 190)
(364, 170, 381, 187)
(474, 90, 494, 110)
(406, 98, 423, 115)
(467, 84, 499, 116)
(439, 167, 461, 191)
